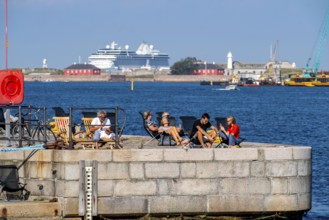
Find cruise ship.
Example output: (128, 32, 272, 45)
(88, 41, 170, 71)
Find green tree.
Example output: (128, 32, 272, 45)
(171, 57, 197, 75)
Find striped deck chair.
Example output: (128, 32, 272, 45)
(53, 117, 93, 149)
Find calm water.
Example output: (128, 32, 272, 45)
(22, 82, 329, 219)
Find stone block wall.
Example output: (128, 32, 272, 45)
(0, 144, 312, 218)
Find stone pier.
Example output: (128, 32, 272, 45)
(0, 142, 312, 219)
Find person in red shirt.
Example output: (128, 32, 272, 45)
(219, 115, 242, 148)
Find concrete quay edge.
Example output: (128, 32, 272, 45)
(0, 141, 312, 219)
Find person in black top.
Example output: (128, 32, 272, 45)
(190, 113, 218, 148)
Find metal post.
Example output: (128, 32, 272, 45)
(79, 160, 98, 220)
(85, 166, 93, 220)
(5, 106, 10, 147)
(5, 0, 8, 70)
(18, 106, 22, 147)
(69, 107, 73, 149)
(114, 107, 123, 148)
(43, 107, 47, 144)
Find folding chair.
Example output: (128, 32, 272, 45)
(0, 108, 5, 131)
(179, 116, 197, 137)
(53, 116, 93, 149)
(139, 112, 161, 145)
(0, 165, 30, 201)
(52, 107, 69, 116)
(215, 117, 227, 129)
(139, 112, 175, 147)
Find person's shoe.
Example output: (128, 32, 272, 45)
(182, 139, 189, 146)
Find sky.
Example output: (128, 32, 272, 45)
(0, 0, 329, 70)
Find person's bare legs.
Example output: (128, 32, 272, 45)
(197, 131, 207, 148)
(166, 129, 181, 145)
(207, 130, 217, 148)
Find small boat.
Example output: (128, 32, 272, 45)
(243, 79, 259, 86)
(215, 84, 238, 91)
(224, 85, 238, 90)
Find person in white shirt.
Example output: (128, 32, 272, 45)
(90, 110, 111, 149)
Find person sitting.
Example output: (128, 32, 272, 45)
(161, 112, 185, 136)
(219, 115, 242, 148)
(144, 111, 187, 146)
(159, 112, 188, 146)
(144, 111, 159, 137)
(90, 110, 111, 149)
(189, 113, 218, 148)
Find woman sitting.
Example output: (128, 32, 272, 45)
(159, 112, 188, 146)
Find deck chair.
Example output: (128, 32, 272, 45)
(155, 112, 163, 118)
(156, 115, 177, 126)
(179, 116, 197, 137)
(215, 117, 227, 129)
(53, 116, 92, 149)
(81, 117, 115, 149)
(0, 165, 30, 201)
(139, 112, 175, 147)
(52, 107, 69, 116)
(0, 108, 5, 131)
(82, 112, 97, 118)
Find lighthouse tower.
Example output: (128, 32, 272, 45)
(227, 51, 233, 75)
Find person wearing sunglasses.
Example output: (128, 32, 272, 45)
(219, 115, 241, 148)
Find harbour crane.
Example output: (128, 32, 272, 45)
(306, 5, 329, 75)
(270, 40, 279, 62)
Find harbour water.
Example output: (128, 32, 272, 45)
(21, 82, 329, 219)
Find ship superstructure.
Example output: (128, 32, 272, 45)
(88, 41, 170, 71)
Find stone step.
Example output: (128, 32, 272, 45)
(0, 201, 61, 219)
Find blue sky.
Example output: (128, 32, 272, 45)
(0, 0, 329, 70)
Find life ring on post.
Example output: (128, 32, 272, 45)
(0, 69, 24, 105)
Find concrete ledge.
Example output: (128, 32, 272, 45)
(114, 180, 157, 196)
(263, 148, 293, 160)
(0, 201, 61, 218)
(163, 149, 213, 161)
(98, 197, 148, 215)
(293, 147, 312, 159)
(113, 149, 163, 162)
(0, 141, 312, 218)
(26, 150, 53, 162)
(53, 150, 112, 162)
(264, 195, 298, 211)
(149, 196, 207, 213)
(208, 195, 264, 212)
(214, 148, 258, 161)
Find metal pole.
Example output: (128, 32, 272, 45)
(69, 107, 73, 149)
(43, 107, 47, 144)
(5, 106, 10, 147)
(18, 105, 22, 147)
(115, 107, 119, 148)
(5, 0, 8, 69)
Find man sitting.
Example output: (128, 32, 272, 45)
(189, 113, 218, 148)
(90, 110, 111, 149)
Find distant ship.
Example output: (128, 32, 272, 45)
(88, 41, 170, 71)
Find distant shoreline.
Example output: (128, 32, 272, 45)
(24, 74, 231, 82)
